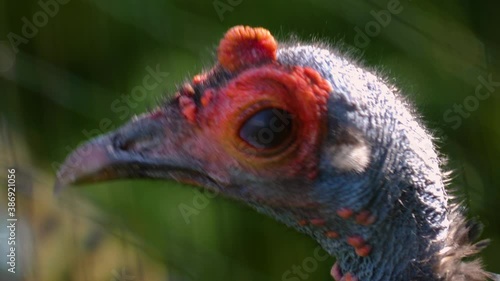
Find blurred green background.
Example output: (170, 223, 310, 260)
(1, 0, 499, 280)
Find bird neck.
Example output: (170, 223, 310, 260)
(313, 180, 449, 281)
(313, 161, 450, 280)
(250, 172, 450, 280)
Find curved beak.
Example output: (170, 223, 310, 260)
(54, 111, 209, 193)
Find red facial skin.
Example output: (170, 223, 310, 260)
(218, 26, 278, 71)
(183, 66, 330, 179)
(171, 25, 331, 186)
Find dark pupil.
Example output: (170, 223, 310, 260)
(239, 108, 293, 149)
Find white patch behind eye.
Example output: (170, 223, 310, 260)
(328, 141, 371, 173)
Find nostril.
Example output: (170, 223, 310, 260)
(117, 133, 161, 153)
(111, 117, 165, 154)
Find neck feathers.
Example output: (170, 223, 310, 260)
(436, 207, 492, 281)
(261, 43, 492, 280)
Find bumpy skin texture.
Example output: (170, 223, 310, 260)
(268, 44, 491, 280)
(56, 26, 493, 281)
(266, 45, 447, 280)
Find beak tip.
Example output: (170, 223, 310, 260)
(53, 179, 66, 195)
(54, 116, 168, 193)
(53, 166, 78, 194)
(53, 138, 115, 194)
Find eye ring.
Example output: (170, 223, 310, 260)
(238, 107, 295, 152)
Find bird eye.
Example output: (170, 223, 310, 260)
(239, 108, 293, 149)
